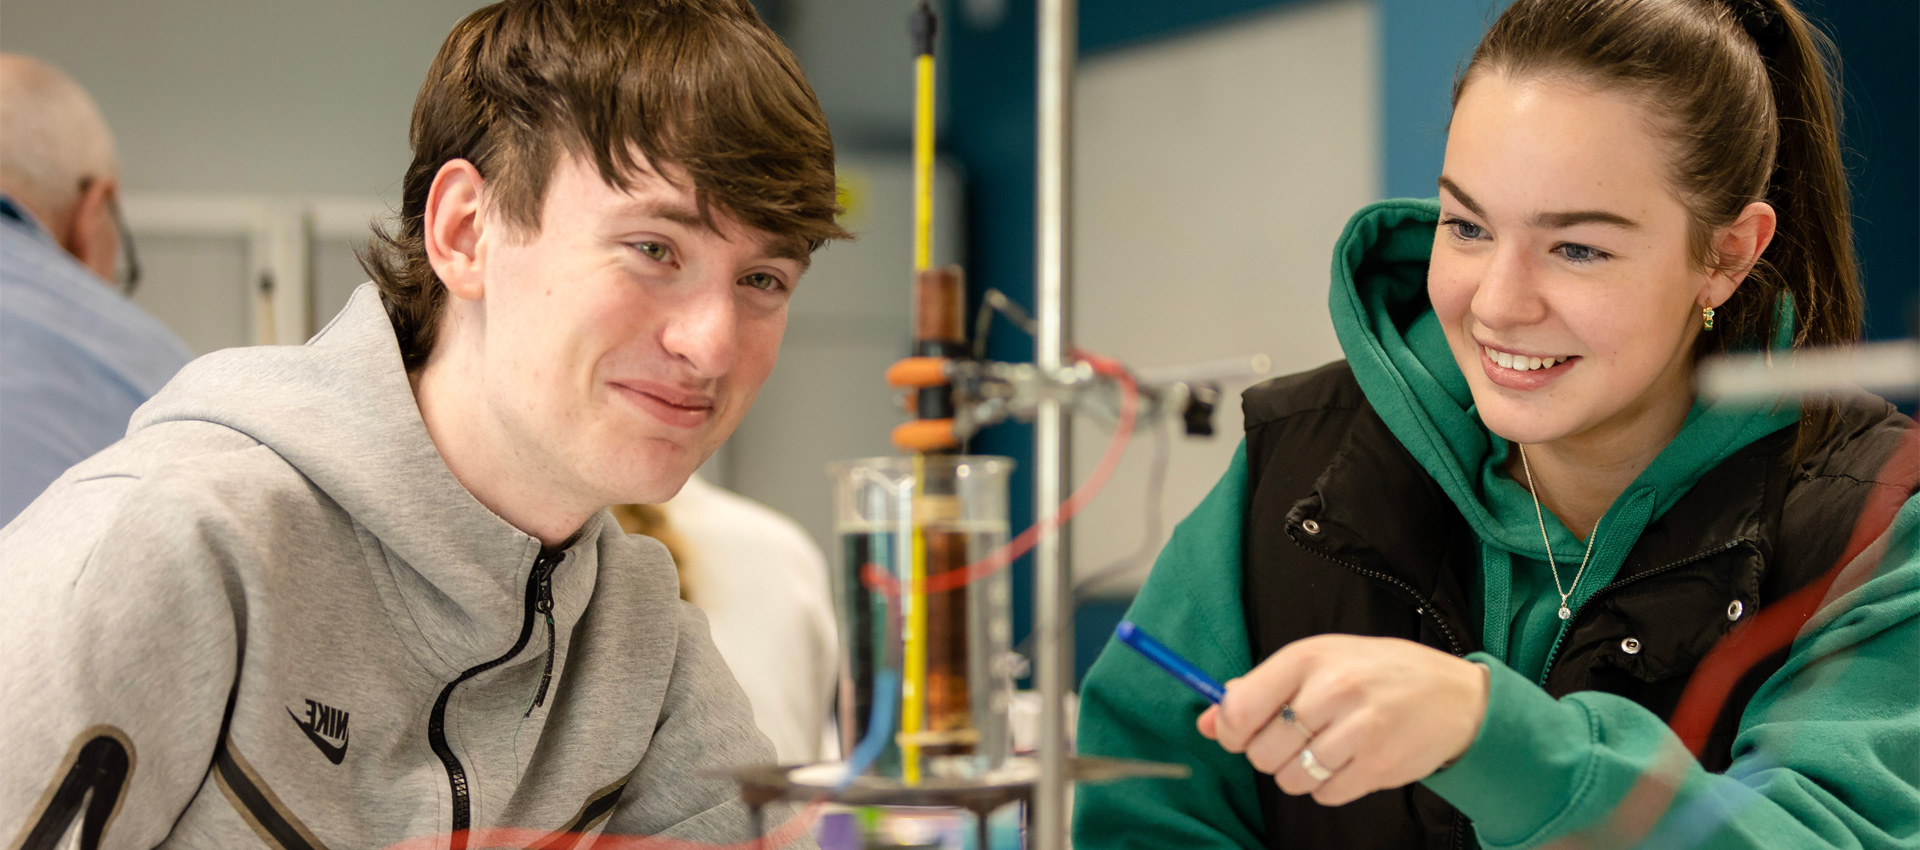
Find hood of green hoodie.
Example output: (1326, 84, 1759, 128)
(1325, 197, 1800, 568)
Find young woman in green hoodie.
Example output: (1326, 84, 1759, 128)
(1074, 1, 1918, 848)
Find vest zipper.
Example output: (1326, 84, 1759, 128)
(427, 550, 565, 850)
(1290, 523, 1748, 847)
(1292, 524, 1480, 848)
(1533, 539, 1748, 685)
(526, 564, 557, 716)
(1287, 526, 1469, 656)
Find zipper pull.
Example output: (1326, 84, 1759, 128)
(527, 553, 561, 716)
(536, 558, 556, 615)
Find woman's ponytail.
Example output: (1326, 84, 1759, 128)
(1740, 0, 1859, 351)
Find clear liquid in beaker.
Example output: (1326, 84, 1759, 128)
(837, 527, 901, 775)
(827, 455, 1015, 781)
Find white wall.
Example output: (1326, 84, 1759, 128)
(0, 0, 475, 202)
(1069, 0, 1378, 595)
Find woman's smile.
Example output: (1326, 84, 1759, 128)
(1478, 342, 1579, 390)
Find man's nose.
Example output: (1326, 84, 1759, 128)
(1469, 246, 1548, 330)
(660, 277, 738, 379)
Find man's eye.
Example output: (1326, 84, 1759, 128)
(1556, 243, 1608, 264)
(740, 272, 786, 293)
(634, 242, 672, 262)
(1443, 218, 1486, 241)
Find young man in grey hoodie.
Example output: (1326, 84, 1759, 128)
(0, 1, 849, 847)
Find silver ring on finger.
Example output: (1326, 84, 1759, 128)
(1298, 746, 1334, 782)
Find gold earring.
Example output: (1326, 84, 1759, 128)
(1702, 305, 1715, 331)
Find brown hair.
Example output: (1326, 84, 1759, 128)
(1457, 0, 1860, 452)
(362, 0, 850, 371)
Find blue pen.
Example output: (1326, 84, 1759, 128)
(1114, 620, 1227, 704)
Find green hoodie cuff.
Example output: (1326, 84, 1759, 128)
(1422, 653, 1597, 848)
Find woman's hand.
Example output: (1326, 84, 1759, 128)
(1197, 634, 1489, 806)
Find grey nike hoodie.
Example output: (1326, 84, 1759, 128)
(0, 285, 801, 849)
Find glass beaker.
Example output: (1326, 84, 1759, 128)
(827, 455, 1016, 781)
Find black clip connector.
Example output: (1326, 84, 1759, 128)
(910, 1, 937, 57)
(1182, 383, 1221, 437)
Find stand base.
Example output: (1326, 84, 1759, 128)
(711, 755, 1188, 810)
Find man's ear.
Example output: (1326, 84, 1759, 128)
(63, 177, 118, 283)
(1701, 200, 1777, 309)
(423, 160, 488, 302)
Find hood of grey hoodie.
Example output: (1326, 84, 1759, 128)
(127, 283, 607, 674)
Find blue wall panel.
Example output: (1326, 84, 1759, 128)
(1811, 1, 1919, 340)
(1379, 0, 1507, 198)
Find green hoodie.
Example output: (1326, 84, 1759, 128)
(1073, 199, 1920, 850)
(1330, 198, 1799, 683)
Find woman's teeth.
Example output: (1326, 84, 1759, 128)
(1485, 346, 1567, 372)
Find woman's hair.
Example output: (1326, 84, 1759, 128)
(1456, 0, 1860, 451)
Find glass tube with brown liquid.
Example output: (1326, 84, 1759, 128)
(914, 517, 1013, 778)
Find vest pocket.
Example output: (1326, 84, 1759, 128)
(1541, 551, 1769, 774)
(1583, 552, 1763, 683)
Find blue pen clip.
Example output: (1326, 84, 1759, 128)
(1114, 620, 1227, 704)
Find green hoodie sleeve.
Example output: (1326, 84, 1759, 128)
(1074, 441, 1265, 850)
(1425, 492, 1920, 849)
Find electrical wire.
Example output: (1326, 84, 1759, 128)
(1005, 381, 1170, 666)
(973, 289, 1039, 362)
(862, 349, 1139, 599)
(1071, 410, 1170, 599)
(973, 285, 1168, 602)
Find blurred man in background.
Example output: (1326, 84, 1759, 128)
(0, 53, 192, 525)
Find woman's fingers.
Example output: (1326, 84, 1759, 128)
(1266, 680, 1366, 797)
(1272, 736, 1351, 798)
(1241, 704, 1315, 775)
(1207, 635, 1489, 807)
(1286, 708, 1376, 805)
(1214, 641, 1325, 752)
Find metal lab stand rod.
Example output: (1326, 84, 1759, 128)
(1033, 0, 1077, 847)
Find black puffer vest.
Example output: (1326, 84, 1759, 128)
(1239, 361, 1917, 850)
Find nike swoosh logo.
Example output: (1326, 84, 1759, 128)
(287, 708, 348, 765)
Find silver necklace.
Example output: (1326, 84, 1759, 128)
(1518, 445, 1598, 620)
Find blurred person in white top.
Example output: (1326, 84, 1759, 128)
(614, 476, 838, 763)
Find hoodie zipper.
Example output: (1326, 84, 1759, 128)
(427, 550, 564, 850)
(526, 564, 557, 716)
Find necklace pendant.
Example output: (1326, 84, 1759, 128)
(1558, 605, 1572, 620)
